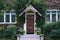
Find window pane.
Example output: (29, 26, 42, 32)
(0, 15, 4, 22)
(46, 11, 50, 13)
(11, 11, 15, 13)
(58, 14, 60, 20)
(6, 11, 10, 13)
(6, 15, 10, 22)
(52, 11, 56, 13)
(11, 15, 16, 22)
(57, 11, 60, 13)
(46, 14, 50, 22)
(52, 14, 56, 22)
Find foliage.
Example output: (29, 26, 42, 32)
(50, 29, 60, 39)
(31, 0, 48, 34)
(0, 0, 48, 34)
(5, 25, 17, 38)
(20, 30, 25, 35)
(0, 25, 17, 39)
(0, 0, 48, 28)
(44, 23, 53, 36)
(6, 25, 17, 33)
(13, 0, 29, 25)
(4, 30, 13, 39)
(44, 20, 60, 39)
(0, 0, 4, 10)
(0, 0, 4, 15)
(0, 27, 5, 38)
(36, 31, 41, 35)
(56, 20, 60, 29)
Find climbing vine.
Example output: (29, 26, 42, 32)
(0, 0, 48, 31)
(31, 1, 48, 33)
(0, 0, 4, 15)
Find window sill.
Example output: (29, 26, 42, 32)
(0, 22, 17, 24)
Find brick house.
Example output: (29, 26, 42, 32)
(0, 0, 60, 34)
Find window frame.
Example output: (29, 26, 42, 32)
(0, 10, 17, 24)
(46, 9, 60, 22)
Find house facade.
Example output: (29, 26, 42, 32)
(0, 0, 60, 34)
(46, 0, 60, 22)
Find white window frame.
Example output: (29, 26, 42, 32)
(46, 9, 60, 22)
(0, 10, 17, 24)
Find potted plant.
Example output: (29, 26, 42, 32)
(20, 30, 25, 35)
(36, 31, 41, 35)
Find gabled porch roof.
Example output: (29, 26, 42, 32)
(19, 4, 42, 16)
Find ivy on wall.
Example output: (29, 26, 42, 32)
(0, 0, 4, 15)
(31, 1, 48, 33)
(14, 0, 29, 27)
(0, 0, 48, 32)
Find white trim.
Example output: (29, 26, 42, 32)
(0, 22, 17, 24)
(46, 9, 60, 22)
(24, 13, 26, 34)
(19, 5, 42, 16)
(56, 12, 58, 21)
(24, 12, 36, 34)
(4, 12, 6, 23)
(0, 10, 16, 24)
(50, 13, 52, 22)
(34, 12, 36, 34)
(10, 13, 11, 23)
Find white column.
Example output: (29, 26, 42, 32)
(10, 12, 11, 23)
(4, 11, 6, 23)
(56, 12, 58, 21)
(50, 13, 52, 22)
(34, 12, 36, 34)
(24, 22, 26, 34)
(24, 13, 26, 34)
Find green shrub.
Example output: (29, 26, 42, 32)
(4, 25, 17, 38)
(44, 22, 56, 36)
(4, 30, 13, 38)
(50, 29, 60, 39)
(36, 31, 41, 35)
(0, 27, 5, 38)
(20, 30, 25, 35)
(6, 25, 17, 32)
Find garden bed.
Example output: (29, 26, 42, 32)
(0, 38, 16, 40)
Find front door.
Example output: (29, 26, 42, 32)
(26, 15, 34, 34)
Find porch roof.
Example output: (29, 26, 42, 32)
(19, 4, 42, 16)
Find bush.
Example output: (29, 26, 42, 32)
(20, 30, 25, 35)
(6, 25, 17, 33)
(44, 22, 56, 36)
(0, 27, 5, 38)
(50, 29, 60, 39)
(4, 30, 13, 38)
(4, 25, 17, 38)
(44, 21, 60, 39)
(36, 31, 41, 35)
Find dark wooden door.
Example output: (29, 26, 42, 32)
(26, 15, 34, 34)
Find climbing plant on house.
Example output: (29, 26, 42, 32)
(31, 0, 48, 33)
(13, 0, 29, 27)
(0, 0, 48, 33)
(13, 0, 48, 33)
(0, 0, 4, 10)
(0, 0, 4, 15)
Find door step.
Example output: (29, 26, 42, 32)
(17, 34, 44, 40)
